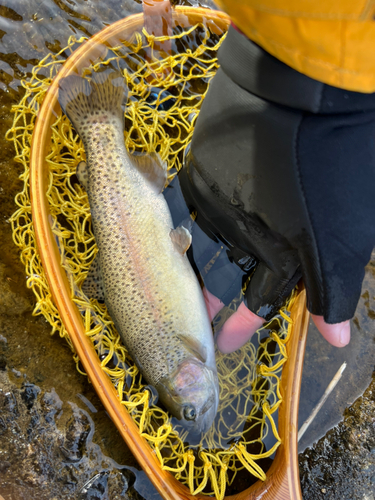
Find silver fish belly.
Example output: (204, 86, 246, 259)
(58, 70, 219, 434)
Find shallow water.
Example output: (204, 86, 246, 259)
(0, 1, 374, 499)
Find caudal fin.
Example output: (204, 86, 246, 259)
(58, 70, 127, 137)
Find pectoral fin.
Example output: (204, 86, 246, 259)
(177, 334, 207, 364)
(82, 254, 105, 302)
(142, 385, 159, 406)
(130, 152, 167, 194)
(170, 226, 192, 254)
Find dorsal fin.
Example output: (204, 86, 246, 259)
(130, 152, 167, 194)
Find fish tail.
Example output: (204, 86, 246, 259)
(58, 70, 127, 137)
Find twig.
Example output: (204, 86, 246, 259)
(298, 361, 347, 442)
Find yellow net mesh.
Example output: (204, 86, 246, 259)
(8, 22, 297, 500)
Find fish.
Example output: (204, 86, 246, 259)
(58, 70, 219, 434)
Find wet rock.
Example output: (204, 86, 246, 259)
(21, 382, 41, 410)
(0, 353, 6, 370)
(0, 460, 11, 473)
(0, 371, 140, 499)
(27, 413, 40, 437)
(299, 371, 375, 499)
(59, 464, 79, 489)
(79, 471, 108, 499)
(41, 388, 63, 424)
(0, 416, 7, 434)
(107, 471, 130, 499)
(1, 389, 18, 416)
(60, 406, 92, 462)
(79, 471, 129, 500)
(12, 367, 22, 377)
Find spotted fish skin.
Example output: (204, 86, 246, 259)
(58, 71, 219, 434)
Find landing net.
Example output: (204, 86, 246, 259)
(8, 22, 296, 500)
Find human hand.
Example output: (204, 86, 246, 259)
(178, 26, 375, 352)
(203, 288, 350, 353)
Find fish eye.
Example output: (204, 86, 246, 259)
(183, 404, 196, 421)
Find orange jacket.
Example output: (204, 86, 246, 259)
(214, 0, 375, 93)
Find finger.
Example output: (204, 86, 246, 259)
(311, 314, 350, 347)
(203, 287, 225, 322)
(216, 302, 264, 354)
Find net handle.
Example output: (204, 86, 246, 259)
(142, 0, 173, 58)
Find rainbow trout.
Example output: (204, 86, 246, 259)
(58, 71, 219, 433)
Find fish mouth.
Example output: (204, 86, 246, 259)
(189, 406, 217, 435)
(156, 359, 219, 434)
